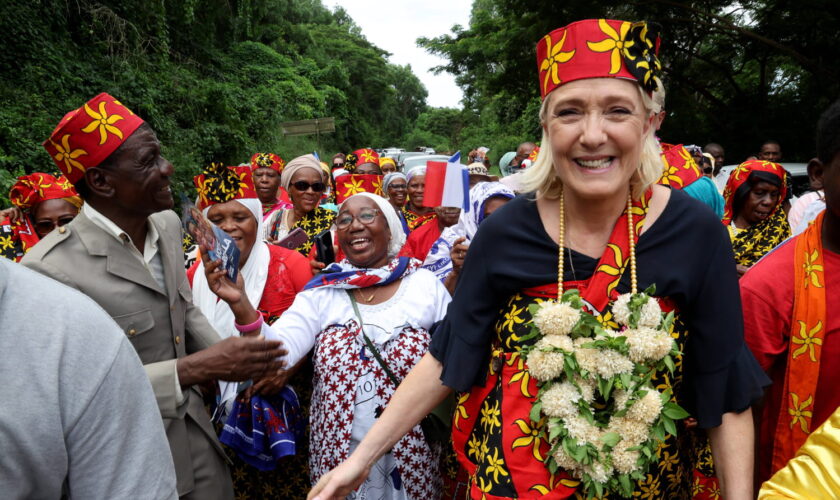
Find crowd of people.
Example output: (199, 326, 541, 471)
(1, 17, 838, 500)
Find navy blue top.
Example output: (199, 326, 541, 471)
(429, 188, 769, 428)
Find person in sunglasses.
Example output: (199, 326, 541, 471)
(0, 172, 82, 262)
(265, 154, 336, 256)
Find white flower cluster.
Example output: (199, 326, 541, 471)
(612, 293, 662, 328)
(574, 337, 634, 379)
(533, 300, 581, 336)
(526, 290, 675, 491)
(541, 382, 580, 418)
(625, 327, 673, 363)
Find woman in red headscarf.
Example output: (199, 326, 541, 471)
(311, 19, 766, 500)
(1, 173, 81, 261)
(721, 160, 791, 275)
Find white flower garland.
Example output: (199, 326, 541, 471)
(523, 286, 689, 499)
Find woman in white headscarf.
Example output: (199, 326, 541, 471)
(187, 163, 314, 498)
(204, 191, 452, 499)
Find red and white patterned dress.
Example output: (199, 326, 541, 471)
(269, 269, 451, 499)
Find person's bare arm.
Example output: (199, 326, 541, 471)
(308, 353, 452, 500)
(708, 408, 755, 500)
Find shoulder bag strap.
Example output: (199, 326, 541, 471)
(346, 290, 400, 387)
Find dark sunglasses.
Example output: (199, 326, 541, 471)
(336, 208, 380, 230)
(332, 162, 345, 168)
(34, 216, 75, 234)
(292, 181, 326, 192)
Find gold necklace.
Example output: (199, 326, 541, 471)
(356, 287, 378, 303)
(557, 188, 637, 299)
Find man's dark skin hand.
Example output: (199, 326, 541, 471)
(177, 336, 287, 387)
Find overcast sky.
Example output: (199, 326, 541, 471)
(321, 0, 471, 109)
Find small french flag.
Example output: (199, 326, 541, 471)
(423, 152, 470, 211)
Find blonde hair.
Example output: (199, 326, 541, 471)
(520, 82, 663, 200)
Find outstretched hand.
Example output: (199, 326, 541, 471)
(307, 458, 371, 500)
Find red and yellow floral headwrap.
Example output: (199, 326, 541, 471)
(250, 152, 285, 173)
(193, 163, 259, 210)
(345, 148, 380, 172)
(721, 159, 787, 225)
(658, 143, 703, 189)
(42, 93, 145, 184)
(9, 173, 80, 211)
(536, 19, 662, 99)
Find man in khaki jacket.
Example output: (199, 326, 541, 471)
(23, 93, 286, 499)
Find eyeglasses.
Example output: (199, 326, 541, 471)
(336, 208, 380, 230)
(292, 181, 326, 192)
(34, 216, 75, 234)
(333, 162, 345, 168)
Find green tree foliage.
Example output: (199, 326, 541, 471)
(0, 0, 428, 202)
(417, 0, 840, 165)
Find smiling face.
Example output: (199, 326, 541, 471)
(252, 167, 281, 204)
(407, 174, 425, 210)
(206, 200, 258, 267)
(31, 198, 80, 238)
(387, 179, 407, 207)
(336, 197, 390, 268)
(543, 78, 650, 202)
(738, 180, 781, 226)
(99, 124, 175, 215)
(288, 167, 324, 213)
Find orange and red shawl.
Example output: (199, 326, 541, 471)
(43, 93, 144, 184)
(334, 173, 383, 203)
(658, 143, 703, 189)
(771, 211, 828, 473)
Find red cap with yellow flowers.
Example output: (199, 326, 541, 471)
(536, 19, 662, 100)
(42, 93, 145, 184)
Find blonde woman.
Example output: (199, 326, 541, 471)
(310, 19, 766, 500)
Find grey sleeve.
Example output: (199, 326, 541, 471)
(64, 337, 177, 499)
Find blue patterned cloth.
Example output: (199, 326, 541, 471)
(219, 388, 304, 471)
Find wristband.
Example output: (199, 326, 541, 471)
(234, 315, 264, 333)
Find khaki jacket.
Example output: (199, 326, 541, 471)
(22, 209, 227, 495)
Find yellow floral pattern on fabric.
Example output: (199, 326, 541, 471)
(539, 30, 576, 95)
(587, 19, 633, 74)
(81, 101, 125, 145)
(788, 393, 814, 433)
(802, 249, 824, 288)
(792, 320, 823, 361)
(511, 418, 546, 461)
(51, 135, 88, 175)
